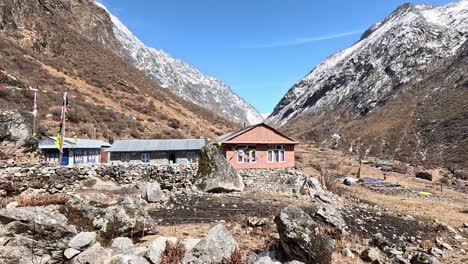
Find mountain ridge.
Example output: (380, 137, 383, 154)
(95, 2, 264, 125)
(267, 0, 468, 169)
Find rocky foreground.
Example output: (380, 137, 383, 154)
(0, 146, 466, 263)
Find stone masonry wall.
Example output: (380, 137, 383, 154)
(0, 163, 198, 194)
(239, 168, 307, 193)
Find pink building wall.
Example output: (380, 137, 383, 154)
(220, 124, 298, 169)
(223, 144, 295, 169)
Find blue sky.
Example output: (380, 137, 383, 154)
(99, 0, 454, 114)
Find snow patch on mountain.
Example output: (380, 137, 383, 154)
(95, 2, 263, 125)
(268, 0, 468, 126)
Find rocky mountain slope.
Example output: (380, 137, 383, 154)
(95, 3, 263, 125)
(268, 0, 468, 169)
(0, 0, 236, 151)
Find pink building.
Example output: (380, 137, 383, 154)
(216, 123, 299, 169)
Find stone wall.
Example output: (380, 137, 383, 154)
(0, 163, 307, 195)
(0, 163, 198, 194)
(239, 168, 307, 193)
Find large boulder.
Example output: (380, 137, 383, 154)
(141, 182, 167, 203)
(0, 206, 76, 239)
(275, 206, 335, 264)
(0, 110, 34, 158)
(183, 224, 238, 264)
(145, 236, 177, 264)
(311, 202, 347, 231)
(72, 243, 113, 264)
(196, 144, 245, 192)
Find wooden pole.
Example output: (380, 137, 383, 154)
(58, 92, 67, 165)
(32, 89, 37, 137)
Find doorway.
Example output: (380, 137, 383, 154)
(168, 152, 176, 164)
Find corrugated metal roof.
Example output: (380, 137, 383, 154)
(108, 139, 207, 152)
(215, 123, 299, 144)
(38, 137, 111, 149)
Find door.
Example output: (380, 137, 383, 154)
(168, 152, 176, 164)
(61, 149, 69, 166)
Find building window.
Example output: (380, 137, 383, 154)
(120, 153, 131, 162)
(141, 153, 150, 163)
(236, 145, 256, 163)
(46, 152, 59, 163)
(268, 145, 285, 163)
(187, 152, 196, 163)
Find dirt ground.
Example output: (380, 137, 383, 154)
(133, 144, 468, 263)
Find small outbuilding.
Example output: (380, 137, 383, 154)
(38, 137, 111, 166)
(107, 139, 206, 164)
(216, 123, 299, 169)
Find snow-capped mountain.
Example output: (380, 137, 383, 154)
(268, 0, 468, 126)
(95, 3, 263, 125)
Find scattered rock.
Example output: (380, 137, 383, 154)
(64, 248, 81, 259)
(72, 243, 113, 264)
(254, 256, 281, 264)
(247, 216, 269, 227)
(312, 202, 346, 230)
(275, 206, 335, 264)
(342, 247, 355, 258)
(145, 236, 177, 264)
(111, 254, 150, 264)
(141, 182, 167, 203)
(68, 232, 96, 250)
(183, 224, 237, 263)
(111, 237, 135, 255)
(182, 238, 201, 252)
(361, 247, 383, 263)
(196, 144, 245, 192)
(430, 247, 443, 258)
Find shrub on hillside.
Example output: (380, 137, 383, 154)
(167, 118, 181, 129)
(415, 171, 432, 181)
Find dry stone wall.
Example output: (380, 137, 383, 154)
(239, 168, 307, 193)
(0, 163, 198, 194)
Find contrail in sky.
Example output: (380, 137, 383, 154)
(240, 29, 365, 48)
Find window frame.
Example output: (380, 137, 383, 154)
(236, 145, 256, 164)
(120, 153, 131, 163)
(140, 153, 150, 163)
(267, 145, 285, 163)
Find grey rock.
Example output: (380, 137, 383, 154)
(68, 232, 96, 250)
(184, 224, 237, 264)
(254, 256, 281, 264)
(64, 248, 81, 259)
(111, 254, 150, 264)
(275, 206, 335, 264)
(72, 243, 113, 264)
(182, 238, 201, 252)
(430, 247, 443, 258)
(141, 182, 166, 203)
(342, 247, 355, 258)
(0, 206, 74, 238)
(361, 247, 383, 263)
(300, 177, 324, 196)
(247, 216, 269, 227)
(111, 237, 134, 255)
(312, 202, 347, 230)
(145, 236, 177, 264)
(285, 261, 306, 264)
(196, 144, 245, 192)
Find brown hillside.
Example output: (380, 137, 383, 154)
(0, 0, 236, 142)
(284, 41, 468, 170)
